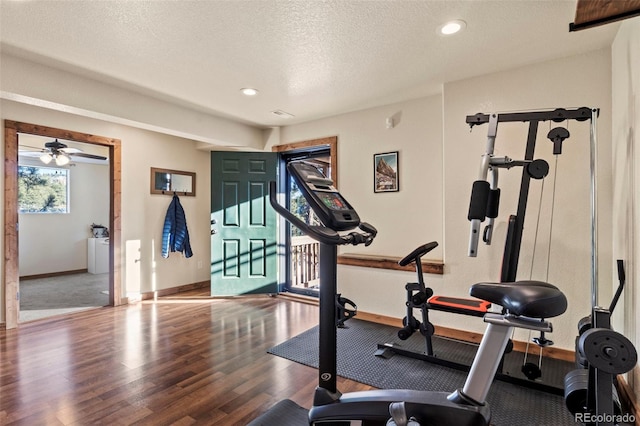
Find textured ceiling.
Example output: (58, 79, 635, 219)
(0, 0, 622, 128)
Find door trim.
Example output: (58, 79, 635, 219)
(3, 120, 122, 329)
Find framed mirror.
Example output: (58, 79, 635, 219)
(150, 167, 196, 196)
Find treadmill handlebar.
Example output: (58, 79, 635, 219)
(269, 181, 377, 247)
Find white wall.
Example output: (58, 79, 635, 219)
(276, 96, 445, 319)
(18, 159, 110, 276)
(1, 54, 265, 149)
(122, 122, 211, 299)
(611, 16, 640, 401)
(1, 99, 212, 319)
(280, 49, 613, 351)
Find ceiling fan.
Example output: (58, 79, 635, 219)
(19, 139, 108, 166)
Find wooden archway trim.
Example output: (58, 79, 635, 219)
(3, 120, 122, 329)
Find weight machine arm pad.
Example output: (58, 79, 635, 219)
(468, 181, 490, 221)
(486, 188, 500, 219)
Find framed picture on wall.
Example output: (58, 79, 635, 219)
(373, 151, 399, 193)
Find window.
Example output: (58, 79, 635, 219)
(18, 165, 69, 213)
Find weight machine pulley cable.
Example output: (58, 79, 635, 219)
(523, 131, 563, 376)
(528, 178, 545, 280)
(589, 109, 598, 309)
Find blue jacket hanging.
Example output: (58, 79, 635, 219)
(161, 194, 193, 258)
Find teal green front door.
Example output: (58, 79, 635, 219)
(210, 152, 278, 296)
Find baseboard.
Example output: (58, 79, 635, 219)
(20, 269, 89, 280)
(356, 310, 576, 362)
(355, 311, 401, 327)
(139, 280, 210, 300)
(277, 292, 320, 306)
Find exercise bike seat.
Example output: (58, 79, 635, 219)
(470, 280, 567, 318)
(399, 242, 438, 266)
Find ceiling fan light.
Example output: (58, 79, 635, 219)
(40, 153, 53, 164)
(55, 154, 70, 166)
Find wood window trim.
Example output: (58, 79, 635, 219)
(272, 136, 338, 185)
(3, 120, 122, 329)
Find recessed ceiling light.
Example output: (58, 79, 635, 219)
(240, 88, 259, 96)
(438, 20, 466, 36)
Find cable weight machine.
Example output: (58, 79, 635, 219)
(379, 107, 591, 395)
(466, 107, 592, 385)
(467, 107, 637, 425)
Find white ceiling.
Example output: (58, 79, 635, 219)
(0, 0, 621, 128)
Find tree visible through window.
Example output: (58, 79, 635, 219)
(18, 165, 69, 213)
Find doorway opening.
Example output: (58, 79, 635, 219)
(272, 136, 337, 297)
(17, 134, 111, 322)
(3, 120, 122, 329)
(282, 149, 331, 296)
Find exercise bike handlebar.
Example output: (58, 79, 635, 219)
(398, 241, 438, 266)
(269, 181, 377, 247)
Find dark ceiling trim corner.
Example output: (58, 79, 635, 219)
(570, 8, 640, 32)
(570, 0, 640, 32)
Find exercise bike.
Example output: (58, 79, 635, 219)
(253, 160, 567, 425)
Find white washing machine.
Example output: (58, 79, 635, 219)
(88, 237, 109, 274)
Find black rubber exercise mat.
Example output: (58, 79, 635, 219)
(247, 399, 309, 426)
(267, 319, 576, 426)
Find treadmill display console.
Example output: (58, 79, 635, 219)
(287, 161, 360, 231)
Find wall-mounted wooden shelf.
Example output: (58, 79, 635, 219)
(337, 253, 443, 275)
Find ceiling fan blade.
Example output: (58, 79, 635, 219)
(59, 147, 83, 154)
(70, 152, 108, 161)
(18, 144, 45, 151)
(18, 150, 45, 158)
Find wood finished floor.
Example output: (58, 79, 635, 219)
(0, 289, 375, 425)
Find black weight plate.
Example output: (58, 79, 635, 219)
(577, 315, 592, 335)
(522, 362, 542, 380)
(564, 369, 588, 415)
(579, 328, 638, 374)
(419, 322, 435, 337)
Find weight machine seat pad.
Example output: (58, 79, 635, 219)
(470, 280, 567, 318)
(427, 295, 491, 314)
